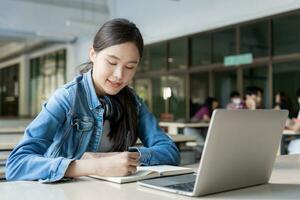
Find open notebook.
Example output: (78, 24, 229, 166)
(89, 165, 194, 184)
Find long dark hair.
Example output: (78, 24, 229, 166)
(275, 91, 295, 118)
(81, 18, 143, 151)
(203, 97, 218, 116)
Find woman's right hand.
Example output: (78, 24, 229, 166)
(65, 151, 140, 178)
(93, 152, 140, 177)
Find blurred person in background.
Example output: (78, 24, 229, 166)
(226, 91, 245, 110)
(191, 97, 219, 122)
(244, 86, 263, 110)
(184, 97, 219, 160)
(274, 91, 295, 119)
(287, 88, 300, 131)
(286, 88, 300, 154)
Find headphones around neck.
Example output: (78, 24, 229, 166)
(99, 96, 123, 122)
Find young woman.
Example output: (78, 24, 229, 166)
(6, 19, 180, 182)
(274, 91, 295, 119)
(191, 97, 219, 122)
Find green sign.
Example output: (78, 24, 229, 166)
(224, 53, 253, 66)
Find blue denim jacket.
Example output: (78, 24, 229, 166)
(6, 70, 180, 182)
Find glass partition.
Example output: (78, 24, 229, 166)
(190, 73, 209, 116)
(240, 20, 268, 58)
(213, 28, 236, 63)
(214, 70, 237, 108)
(273, 61, 300, 111)
(273, 13, 300, 55)
(243, 66, 269, 108)
(149, 43, 167, 71)
(169, 38, 188, 69)
(30, 49, 66, 116)
(191, 33, 211, 66)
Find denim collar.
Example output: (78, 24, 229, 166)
(83, 69, 101, 110)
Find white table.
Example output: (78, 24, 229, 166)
(159, 122, 209, 135)
(1, 155, 300, 199)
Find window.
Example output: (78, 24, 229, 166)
(169, 38, 188, 69)
(137, 47, 149, 72)
(139, 10, 300, 121)
(30, 58, 40, 116)
(151, 75, 186, 121)
(190, 73, 209, 117)
(213, 28, 236, 63)
(273, 12, 300, 55)
(168, 75, 186, 120)
(240, 20, 269, 58)
(149, 43, 167, 71)
(134, 78, 151, 108)
(152, 76, 167, 119)
(191, 33, 211, 66)
(273, 61, 300, 109)
(243, 66, 269, 108)
(57, 50, 66, 87)
(30, 49, 66, 116)
(0, 64, 19, 117)
(214, 70, 237, 108)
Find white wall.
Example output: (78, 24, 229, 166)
(109, 0, 300, 44)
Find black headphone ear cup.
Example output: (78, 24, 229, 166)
(99, 97, 108, 118)
(101, 96, 123, 122)
(105, 100, 112, 119)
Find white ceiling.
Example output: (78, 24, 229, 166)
(0, 0, 110, 54)
(15, 0, 109, 14)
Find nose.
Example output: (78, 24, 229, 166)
(112, 65, 123, 81)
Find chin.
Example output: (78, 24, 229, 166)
(104, 88, 122, 95)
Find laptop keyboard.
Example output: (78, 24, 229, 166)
(165, 181, 195, 192)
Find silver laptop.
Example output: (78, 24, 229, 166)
(138, 109, 288, 196)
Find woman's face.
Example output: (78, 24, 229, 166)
(90, 42, 140, 96)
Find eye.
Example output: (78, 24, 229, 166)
(125, 66, 135, 70)
(107, 60, 117, 65)
(125, 64, 137, 70)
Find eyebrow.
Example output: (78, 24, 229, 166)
(107, 54, 139, 64)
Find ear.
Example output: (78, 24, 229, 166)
(89, 47, 96, 63)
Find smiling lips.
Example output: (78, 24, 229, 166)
(107, 80, 122, 88)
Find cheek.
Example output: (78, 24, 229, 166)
(125, 70, 136, 81)
(93, 63, 112, 78)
